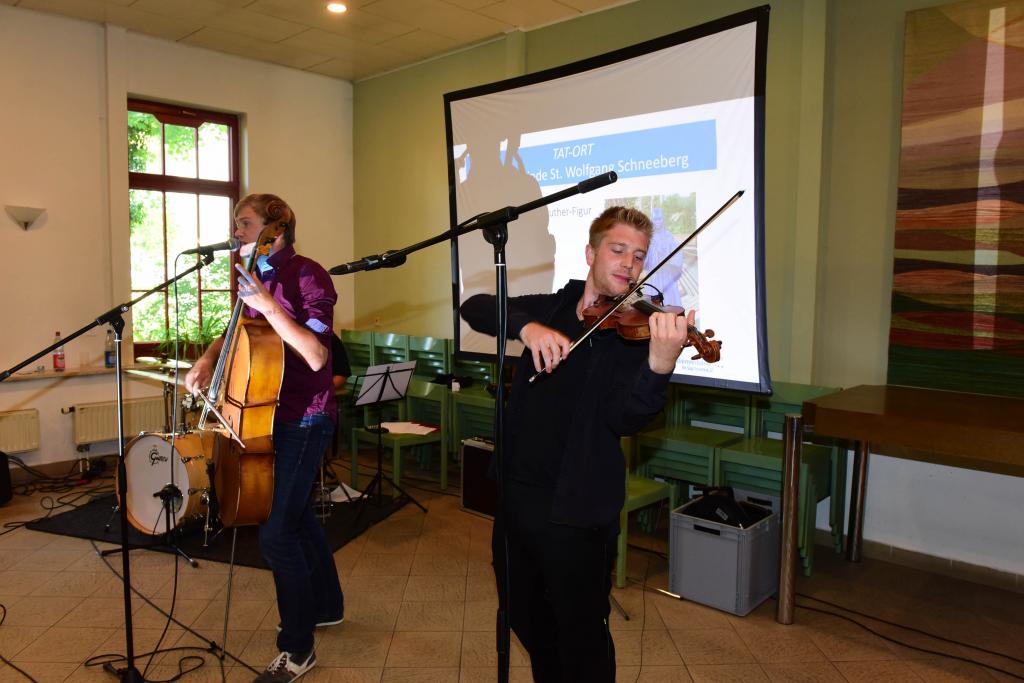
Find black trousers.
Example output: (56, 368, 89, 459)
(493, 481, 618, 683)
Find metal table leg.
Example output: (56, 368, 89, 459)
(776, 413, 801, 624)
(846, 440, 869, 562)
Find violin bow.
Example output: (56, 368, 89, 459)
(528, 189, 744, 383)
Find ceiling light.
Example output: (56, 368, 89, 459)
(326, 2, 347, 13)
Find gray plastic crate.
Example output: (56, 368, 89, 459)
(669, 498, 780, 616)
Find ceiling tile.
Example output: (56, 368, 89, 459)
(248, 0, 413, 41)
(360, 0, 512, 42)
(440, 0, 498, 9)
(378, 28, 459, 59)
(555, 0, 635, 13)
(15, 0, 123, 24)
(476, 0, 577, 29)
(308, 47, 411, 80)
(280, 27, 389, 60)
(133, 0, 308, 42)
(11, 0, 635, 80)
(19, 0, 203, 40)
(181, 26, 329, 70)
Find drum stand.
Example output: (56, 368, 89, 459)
(101, 484, 200, 568)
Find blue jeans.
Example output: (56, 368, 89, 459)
(260, 413, 344, 655)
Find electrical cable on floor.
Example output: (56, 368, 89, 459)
(142, 529, 183, 680)
(87, 539, 260, 676)
(617, 500, 1024, 683)
(794, 592, 1024, 673)
(0, 604, 40, 682)
(1, 481, 114, 537)
(792, 601, 1024, 680)
(219, 529, 239, 683)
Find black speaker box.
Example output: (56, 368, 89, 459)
(460, 438, 497, 518)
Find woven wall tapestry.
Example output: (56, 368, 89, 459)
(889, 0, 1024, 397)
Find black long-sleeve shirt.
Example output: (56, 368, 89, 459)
(460, 279, 672, 528)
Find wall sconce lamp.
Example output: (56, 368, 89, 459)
(5, 206, 46, 230)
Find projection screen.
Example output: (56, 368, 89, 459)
(445, 6, 771, 393)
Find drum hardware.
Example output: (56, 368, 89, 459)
(313, 465, 332, 523)
(201, 491, 216, 547)
(101, 431, 222, 568)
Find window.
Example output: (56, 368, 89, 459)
(127, 99, 240, 357)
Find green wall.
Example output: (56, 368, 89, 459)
(352, 0, 935, 388)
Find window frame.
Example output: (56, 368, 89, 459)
(127, 98, 241, 359)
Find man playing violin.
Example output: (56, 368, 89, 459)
(460, 206, 691, 683)
(185, 194, 343, 683)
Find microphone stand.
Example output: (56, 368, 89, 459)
(329, 171, 618, 683)
(1, 252, 215, 682)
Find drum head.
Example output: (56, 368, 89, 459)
(125, 434, 194, 534)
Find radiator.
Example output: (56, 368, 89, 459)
(0, 409, 41, 453)
(70, 397, 166, 445)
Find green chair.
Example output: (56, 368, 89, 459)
(634, 385, 751, 502)
(409, 336, 453, 464)
(373, 332, 410, 365)
(616, 438, 675, 589)
(714, 382, 844, 576)
(350, 379, 450, 491)
(451, 388, 495, 448)
(337, 329, 374, 446)
(409, 336, 451, 381)
(451, 356, 497, 457)
(340, 329, 373, 377)
(453, 355, 496, 388)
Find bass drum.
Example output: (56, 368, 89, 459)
(120, 432, 213, 535)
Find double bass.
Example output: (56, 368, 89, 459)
(199, 203, 289, 527)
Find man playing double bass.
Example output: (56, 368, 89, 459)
(460, 206, 691, 683)
(185, 193, 343, 683)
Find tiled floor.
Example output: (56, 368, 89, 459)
(0, 477, 1022, 683)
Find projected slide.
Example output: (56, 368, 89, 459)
(446, 7, 770, 392)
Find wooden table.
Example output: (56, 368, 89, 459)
(776, 384, 1024, 623)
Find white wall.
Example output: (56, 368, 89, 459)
(0, 5, 354, 466)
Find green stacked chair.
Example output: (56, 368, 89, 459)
(617, 437, 675, 588)
(450, 355, 497, 457)
(336, 329, 374, 447)
(340, 329, 373, 377)
(451, 389, 495, 448)
(373, 332, 410, 365)
(409, 336, 454, 466)
(713, 382, 844, 576)
(409, 335, 451, 381)
(633, 385, 751, 503)
(452, 355, 496, 388)
(350, 379, 450, 491)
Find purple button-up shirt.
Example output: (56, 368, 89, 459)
(244, 244, 337, 424)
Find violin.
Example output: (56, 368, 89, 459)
(526, 189, 742, 383)
(581, 291, 722, 363)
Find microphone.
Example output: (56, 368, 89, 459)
(330, 255, 382, 275)
(180, 238, 241, 255)
(329, 251, 406, 275)
(577, 171, 617, 194)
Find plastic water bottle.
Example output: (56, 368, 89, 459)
(53, 331, 65, 372)
(104, 329, 115, 368)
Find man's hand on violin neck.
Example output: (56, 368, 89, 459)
(520, 322, 571, 374)
(648, 310, 692, 374)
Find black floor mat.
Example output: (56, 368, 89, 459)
(26, 492, 408, 569)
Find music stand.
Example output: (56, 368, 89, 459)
(352, 360, 426, 512)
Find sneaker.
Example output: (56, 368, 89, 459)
(275, 614, 344, 632)
(253, 650, 316, 683)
